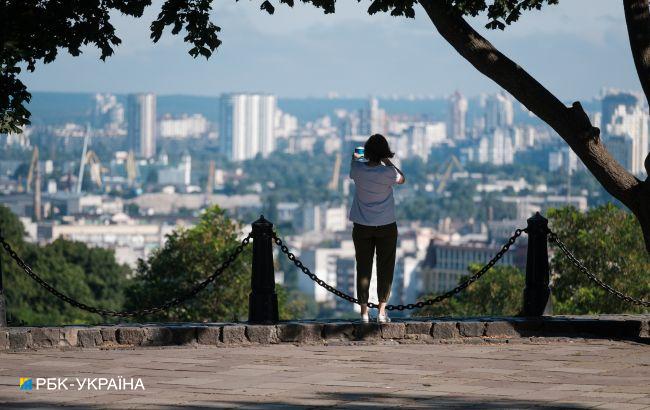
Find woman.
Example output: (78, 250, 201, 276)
(348, 134, 406, 323)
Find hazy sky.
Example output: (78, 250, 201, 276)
(22, 0, 642, 100)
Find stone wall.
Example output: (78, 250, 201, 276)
(1, 316, 648, 351)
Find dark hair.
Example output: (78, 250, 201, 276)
(364, 134, 394, 163)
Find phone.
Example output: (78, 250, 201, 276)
(354, 146, 365, 160)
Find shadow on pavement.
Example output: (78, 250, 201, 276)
(1, 390, 592, 409)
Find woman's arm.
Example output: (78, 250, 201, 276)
(381, 158, 406, 184)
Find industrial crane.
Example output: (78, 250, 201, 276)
(328, 152, 342, 191)
(435, 155, 463, 194)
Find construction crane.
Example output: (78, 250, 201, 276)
(328, 152, 342, 191)
(206, 160, 215, 194)
(85, 151, 104, 189)
(435, 155, 463, 194)
(76, 125, 91, 193)
(126, 150, 137, 185)
(26, 147, 41, 221)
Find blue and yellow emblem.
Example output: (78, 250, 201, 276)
(19, 378, 32, 390)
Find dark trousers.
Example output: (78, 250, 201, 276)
(352, 222, 398, 304)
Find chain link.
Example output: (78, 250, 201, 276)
(548, 231, 650, 308)
(0, 234, 252, 317)
(271, 228, 526, 310)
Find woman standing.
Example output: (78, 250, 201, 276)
(348, 134, 406, 323)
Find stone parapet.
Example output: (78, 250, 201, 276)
(1, 315, 648, 351)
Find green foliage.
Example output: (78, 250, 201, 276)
(413, 204, 649, 318)
(0, 206, 130, 325)
(548, 205, 650, 314)
(414, 264, 524, 317)
(126, 205, 299, 322)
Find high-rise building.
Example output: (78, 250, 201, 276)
(406, 122, 447, 161)
(601, 90, 641, 132)
(127, 93, 157, 159)
(605, 103, 649, 175)
(219, 93, 276, 161)
(359, 97, 386, 135)
(477, 128, 514, 165)
(448, 91, 468, 140)
(93, 93, 125, 131)
(485, 92, 514, 130)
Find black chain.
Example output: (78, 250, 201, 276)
(549, 231, 650, 308)
(271, 228, 526, 310)
(0, 234, 252, 317)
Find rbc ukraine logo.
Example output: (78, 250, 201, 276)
(19, 378, 32, 390)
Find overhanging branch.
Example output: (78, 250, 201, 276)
(624, 0, 650, 106)
(418, 0, 640, 207)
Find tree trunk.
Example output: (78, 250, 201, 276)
(624, 0, 650, 107)
(418, 0, 650, 253)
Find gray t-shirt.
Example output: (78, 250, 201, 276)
(348, 159, 400, 226)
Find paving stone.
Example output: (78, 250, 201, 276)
(405, 322, 432, 335)
(458, 321, 486, 337)
(143, 327, 173, 346)
(100, 327, 117, 343)
(170, 326, 197, 345)
(221, 325, 246, 344)
(8, 328, 32, 349)
(485, 321, 519, 337)
(277, 323, 323, 343)
(354, 323, 382, 340)
(116, 327, 146, 345)
(322, 323, 355, 340)
(381, 322, 405, 339)
(77, 329, 103, 348)
(31, 327, 61, 347)
(197, 327, 221, 345)
(246, 325, 279, 344)
(432, 322, 460, 339)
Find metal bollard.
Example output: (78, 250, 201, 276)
(0, 229, 7, 327)
(248, 216, 279, 324)
(523, 212, 553, 316)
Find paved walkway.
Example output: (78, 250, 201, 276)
(1, 339, 649, 409)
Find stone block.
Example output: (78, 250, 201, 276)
(197, 327, 221, 345)
(61, 328, 79, 347)
(100, 327, 117, 343)
(78, 329, 103, 348)
(221, 325, 246, 344)
(171, 326, 197, 345)
(9, 329, 32, 349)
(277, 323, 323, 343)
(143, 327, 173, 346)
(458, 321, 485, 337)
(354, 323, 381, 341)
(31, 328, 61, 347)
(0, 330, 8, 350)
(405, 322, 432, 335)
(323, 323, 355, 340)
(246, 325, 278, 344)
(381, 322, 405, 339)
(485, 321, 519, 337)
(432, 322, 460, 339)
(116, 327, 146, 345)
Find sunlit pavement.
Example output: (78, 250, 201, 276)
(1, 339, 649, 409)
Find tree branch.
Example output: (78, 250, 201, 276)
(624, 0, 650, 106)
(419, 0, 641, 208)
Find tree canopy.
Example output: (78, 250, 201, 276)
(0, 205, 131, 325)
(1, 0, 558, 133)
